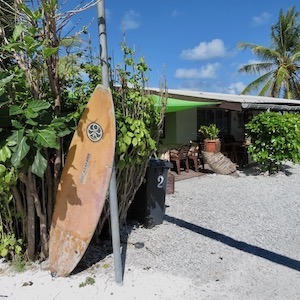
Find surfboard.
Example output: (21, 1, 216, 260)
(49, 85, 115, 277)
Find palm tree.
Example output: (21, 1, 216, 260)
(237, 6, 300, 99)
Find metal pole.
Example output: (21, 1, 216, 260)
(98, 0, 109, 88)
(97, 0, 123, 285)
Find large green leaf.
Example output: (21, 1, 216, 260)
(57, 128, 72, 138)
(25, 109, 39, 119)
(31, 150, 47, 178)
(28, 100, 51, 112)
(0, 164, 6, 175)
(7, 129, 24, 147)
(1, 248, 8, 258)
(12, 25, 24, 41)
(0, 146, 11, 162)
(11, 137, 30, 168)
(123, 135, 131, 145)
(2, 42, 22, 51)
(0, 74, 14, 87)
(42, 46, 58, 57)
(11, 120, 23, 129)
(25, 119, 38, 126)
(24, 36, 36, 46)
(36, 128, 59, 149)
(9, 105, 24, 116)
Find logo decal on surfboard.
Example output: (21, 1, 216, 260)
(87, 122, 103, 142)
(80, 153, 90, 184)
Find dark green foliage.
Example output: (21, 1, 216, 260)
(0, 0, 165, 260)
(0, 0, 95, 260)
(5, 100, 72, 177)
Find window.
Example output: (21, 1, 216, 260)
(197, 109, 230, 137)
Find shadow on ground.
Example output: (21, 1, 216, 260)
(72, 220, 140, 277)
(238, 163, 294, 177)
(164, 214, 300, 272)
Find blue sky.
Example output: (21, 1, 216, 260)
(66, 1, 298, 94)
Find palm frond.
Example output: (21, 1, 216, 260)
(258, 78, 273, 96)
(271, 6, 300, 54)
(290, 51, 300, 62)
(237, 6, 300, 99)
(237, 42, 259, 50)
(289, 78, 300, 99)
(241, 72, 273, 95)
(239, 62, 275, 74)
(251, 46, 280, 61)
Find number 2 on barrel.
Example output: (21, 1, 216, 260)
(157, 175, 164, 188)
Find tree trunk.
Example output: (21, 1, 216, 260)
(11, 185, 25, 216)
(45, 163, 54, 230)
(19, 172, 36, 261)
(10, 185, 26, 239)
(29, 172, 49, 259)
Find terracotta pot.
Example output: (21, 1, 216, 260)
(204, 139, 221, 153)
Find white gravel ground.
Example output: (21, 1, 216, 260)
(1, 162, 300, 299)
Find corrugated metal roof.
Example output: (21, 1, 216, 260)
(147, 87, 300, 106)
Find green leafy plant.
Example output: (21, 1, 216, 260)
(108, 43, 165, 227)
(0, 0, 95, 261)
(6, 99, 71, 178)
(0, 1, 165, 261)
(0, 227, 23, 261)
(198, 124, 220, 140)
(245, 111, 300, 174)
(0, 142, 21, 260)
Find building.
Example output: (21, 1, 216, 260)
(148, 88, 300, 145)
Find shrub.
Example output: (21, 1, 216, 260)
(245, 111, 300, 174)
(0, 228, 23, 261)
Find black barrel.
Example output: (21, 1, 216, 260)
(128, 158, 173, 228)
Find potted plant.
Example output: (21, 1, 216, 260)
(198, 124, 220, 153)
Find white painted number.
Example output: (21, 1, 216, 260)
(157, 175, 164, 188)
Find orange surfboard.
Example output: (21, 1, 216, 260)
(49, 85, 115, 277)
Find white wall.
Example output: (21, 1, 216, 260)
(176, 109, 198, 144)
(161, 108, 198, 145)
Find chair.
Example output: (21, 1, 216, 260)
(198, 143, 205, 170)
(188, 143, 200, 172)
(170, 144, 190, 175)
(188, 143, 205, 172)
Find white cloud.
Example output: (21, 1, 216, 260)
(122, 10, 141, 30)
(180, 39, 227, 60)
(251, 12, 271, 26)
(225, 82, 246, 94)
(175, 63, 220, 79)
